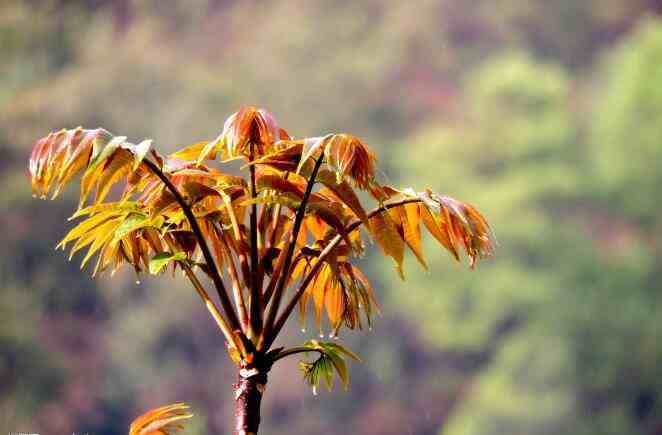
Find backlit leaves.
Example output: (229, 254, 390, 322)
(323, 133, 377, 190)
(28, 106, 495, 392)
(296, 340, 361, 391)
(299, 259, 379, 333)
(129, 403, 193, 435)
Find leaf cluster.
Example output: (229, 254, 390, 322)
(28, 106, 495, 390)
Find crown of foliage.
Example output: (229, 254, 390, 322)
(29, 106, 495, 395)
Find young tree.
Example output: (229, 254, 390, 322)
(28, 107, 495, 435)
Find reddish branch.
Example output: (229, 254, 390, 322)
(264, 196, 423, 349)
(259, 156, 325, 349)
(248, 145, 263, 337)
(142, 158, 241, 333)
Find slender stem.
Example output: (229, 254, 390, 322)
(266, 172, 289, 250)
(258, 156, 324, 350)
(180, 261, 239, 348)
(261, 241, 286, 305)
(142, 158, 241, 332)
(265, 197, 423, 349)
(160, 233, 240, 349)
(215, 223, 250, 331)
(248, 144, 263, 337)
(268, 347, 323, 364)
(262, 174, 289, 305)
(221, 191, 252, 294)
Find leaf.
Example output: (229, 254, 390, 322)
(324, 281, 346, 329)
(369, 210, 405, 279)
(214, 106, 282, 159)
(169, 141, 212, 161)
(297, 134, 331, 174)
(133, 139, 153, 170)
(316, 169, 368, 225)
(70, 201, 142, 220)
(181, 181, 220, 203)
(95, 148, 134, 204)
(401, 203, 428, 270)
(256, 172, 305, 198)
(79, 219, 122, 268)
(244, 193, 353, 248)
(420, 203, 459, 261)
(196, 138, 223, 165)
(58, 211, 121, 250)
(87, 135, 127, 176)
(114, 212, 148, 239)
(323, 134, 377, 189)
(149, 251, 188, 275)
(247, 140, 303, 172)
(129, 403, 193, 435)
(297, 340, 360, 391)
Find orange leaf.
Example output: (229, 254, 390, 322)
(369, 210, 405, 279)
(401, 203, 428, 270)
(129, 403, 193, 435)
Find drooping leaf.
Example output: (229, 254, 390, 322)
(400, 203, 428, 270)
(369, 210, 405, 279)
(316, 169, 369, 225)
(420, 203, 459, 261)
(296, 340, 360, 391)
(149, 251, 188, 275)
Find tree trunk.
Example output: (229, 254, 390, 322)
(233, 370, 267, 435)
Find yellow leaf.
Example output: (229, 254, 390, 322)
(167, 141, 210, 161)
(324, 281, 346, 329)
(129, 403, 193, 435)
(401, 203, 428, 270)
(369, 210, 404, 279)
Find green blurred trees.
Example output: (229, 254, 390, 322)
(383, 20, 662, 435)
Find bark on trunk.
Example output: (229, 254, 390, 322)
(234, 371, 267, 435)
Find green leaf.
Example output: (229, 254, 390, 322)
(297, 340, 360, 391)
(148, 251, 187, 275)
(114, 212, 148, 239)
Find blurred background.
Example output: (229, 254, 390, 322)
(2, 1, 662, 434)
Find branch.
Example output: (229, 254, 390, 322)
(264, 197, 423, 349)
(258, 156, 325, 350)
(267, 346, 324, 364)
(142, 158, 241, 332)
(262, 172, 289, 305)
(180, 260, 239, 348)
(248, 145, 263, 337)
(214, 223, 249, 331)
(266, 172, 289, 252)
